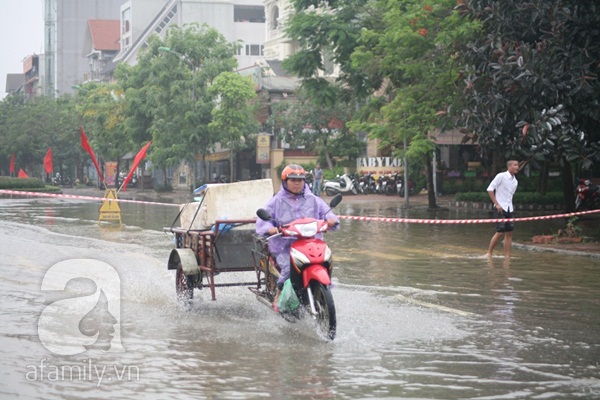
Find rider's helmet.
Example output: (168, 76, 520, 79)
(281, 164, 306, 181)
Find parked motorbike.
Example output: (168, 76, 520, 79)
(52, 174, 71, 186)
(376, 174, 395, 195)
(575, 178, 600, 211)
(349, 173, 364, 194)
(359, 173, 377, 194)
(254, 194, 342, 340)
(305, 172, 314, 192)
(118, 171, 138, 188)
(395, 174, 415, 197)
(324, 174, 358, 196)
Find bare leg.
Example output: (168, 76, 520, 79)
(503, 231, 513, 258)
(272, 288, 281, 312)
(487, 232, 504, 256)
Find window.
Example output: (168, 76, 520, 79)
(122, 8, 131, 35)
(271, 6, 279, 29)
(234, 5, 265, 23)
(245, 44, 263, 56)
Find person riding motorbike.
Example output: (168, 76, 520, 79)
(255, 164, 340, 311)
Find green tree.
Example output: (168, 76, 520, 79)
(0, 94, 80, 181)
(266, 85, 361, 170)
(350, 0, 476, 207)
(116, 23, 239, 186)
(74, 82, 128, 187)
(456, 0, 600, 209)
(208, 72, 259, 181)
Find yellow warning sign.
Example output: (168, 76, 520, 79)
(98, 189, 122, 226)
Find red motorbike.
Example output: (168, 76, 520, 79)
(253, 195, 341, 340)
(575, 178, 600, 211)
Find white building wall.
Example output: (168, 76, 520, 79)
(118, 0, 264, 70)
(181, 1, 235, 41)
(53, 0, 122, 96)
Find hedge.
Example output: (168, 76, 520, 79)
(0, 177, 61, 193)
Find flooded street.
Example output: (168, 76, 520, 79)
(1, 196, 599, 399)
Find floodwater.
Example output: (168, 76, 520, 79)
(0, 196, 599, 399)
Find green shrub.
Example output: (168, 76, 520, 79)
(0, 177, 45, 190)
(323, 166, 346, 180)
(154, 183, 173, 193)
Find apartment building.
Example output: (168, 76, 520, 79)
(114, 0, 265, 70)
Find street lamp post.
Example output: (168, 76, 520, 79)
(158, 46, 199, 186)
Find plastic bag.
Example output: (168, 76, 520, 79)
(277, 279, 299, 312)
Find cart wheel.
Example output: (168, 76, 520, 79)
(176, 264, 197, 304)
(265, 257, 279, 301)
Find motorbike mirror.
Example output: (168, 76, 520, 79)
(256, 208, 272, 221)
(330, 194, 343, 208)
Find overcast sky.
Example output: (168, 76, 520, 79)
(0, 0, 45, 99)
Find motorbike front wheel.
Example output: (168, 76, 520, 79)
(310, 281, 336, 340)
(575, 196, 582, 211)
(325, 187, 337, 197)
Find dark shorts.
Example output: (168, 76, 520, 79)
(493, 208, 514, 233)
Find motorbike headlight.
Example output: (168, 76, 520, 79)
(291, 247, 311, 268)
(296, 221, 319, 237)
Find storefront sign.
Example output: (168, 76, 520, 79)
(256, 134, 271, 164)
(356, 157, 404, 177)
(105, 162, 117, 186)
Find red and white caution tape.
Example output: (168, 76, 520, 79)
(3, 189, 599, 223)
(338, 208, 600, 224)
(0, 189, 181, 207)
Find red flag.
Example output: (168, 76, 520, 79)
(121, 141, 151, 192)
(44, 148, 53, 174)
(18, 168, 29, 178)
(9, 153, 15, 174)
(80, 127, 104, 183)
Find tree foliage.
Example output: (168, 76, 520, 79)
(74, 82, 128, 168)
(116, 23, 240, 182)
(456, 0, 600, 207)
(0, 94, 81, 179)
(266, 85, 362, 169)
(208, 72, 259, 180)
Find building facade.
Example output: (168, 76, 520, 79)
(114, 0, 265, 70)
(43, 0, 123, 96)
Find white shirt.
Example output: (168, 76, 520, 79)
(487, 170, 518, 212)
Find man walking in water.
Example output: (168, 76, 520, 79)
(486, 160, 520, 258)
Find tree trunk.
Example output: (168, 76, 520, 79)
(199, 152, 207, 183)
(562, 160, 575, 212)
(324, 148, 334, 170)
(229, 150, 235, 182)
(538, 161, 549, 195)
(425, 153, 438, 209)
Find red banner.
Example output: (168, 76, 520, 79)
(121, 141, 151, 192)
(80, 127, 104, 183)
(9, 153, 15, 174)
(44, 148, 53, 174)
(18, 169, 29, 178)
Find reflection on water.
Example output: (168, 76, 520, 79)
(0, 197, 599, 399)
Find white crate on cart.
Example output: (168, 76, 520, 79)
(179, 179, 273, 230)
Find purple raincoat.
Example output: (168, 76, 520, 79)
(256, 182, 339, 284)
